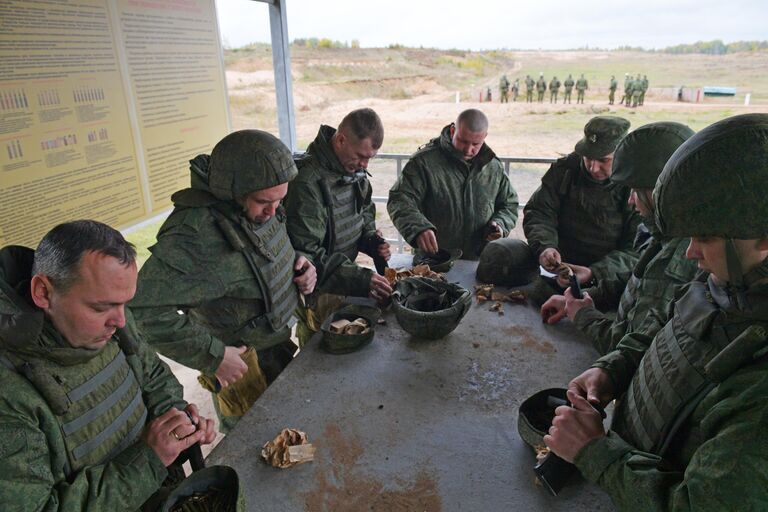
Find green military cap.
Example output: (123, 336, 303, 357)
(392, 277, 471, 340)
(611, 122, 695, 189)
(412, 248, 463, 273)
(517, 388, 568, 451)
(655, 113, 768, 239)
(574, 116, 631, 159)
(209, 129, 298, 201)
(476, 239, 538, 286)
(320, 304, 380, 354)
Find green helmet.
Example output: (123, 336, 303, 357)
(476, 239, 538, 286)
(320, 304, 380, 354)
(159, 465, 244, 511)
(654, 113, 768, 239)
(517, 388, 568, 451)
(392, 277, 471, 340)
(412, 248, 463, 273)
(611, 122, 695, 189)
(209, 129, 297, 201)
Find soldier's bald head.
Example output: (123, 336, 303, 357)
(456, 109, 488, 135)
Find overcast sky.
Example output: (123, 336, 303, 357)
(215, 0, 767, 51)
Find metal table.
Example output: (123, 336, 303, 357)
(208, 258, 614, 511)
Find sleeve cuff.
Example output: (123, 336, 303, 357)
(574, 431, 634, 484)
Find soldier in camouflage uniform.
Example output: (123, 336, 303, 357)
(608, 75, 618, 105)
(620, 73, 630, 105)
(499, 75, 510, 103)
(525, 75, 535, 103)
(0, 220, 218, 510)
(639, 74, 649, 105)
(520, 116, 640, 302)
(541, 122, 699, 355)
(131, 130, 317, 433)
(631, 73, 643, 107)
(388, 109, 519, 261)
(536, 73, 547, 103)
(575, 73, 588, 104)
(563, 74, 575, 104)
(546, 113, 768, 511)
(511, 78, 520, 102)
(284, 109, 391, 347)
(549, 76, 561, 103)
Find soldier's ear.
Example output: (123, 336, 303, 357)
(756, 239, 768, 251)
(30, 275, 54, 309)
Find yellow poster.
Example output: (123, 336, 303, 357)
(0, 0, 230, 247)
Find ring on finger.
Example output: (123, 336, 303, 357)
(170, 430, 181, 440)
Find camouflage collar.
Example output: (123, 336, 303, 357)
(307, 124, 349, 177)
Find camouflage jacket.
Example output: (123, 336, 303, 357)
(387, 124, 519, 260)
(131, 178, 297, 374)
(577, 274, 768, 510)
(576, 77, 588, 90)
(574, 230, 697, 354)
(564, 78, 575, 90)
(0, 246, 183, 511)
(284, 125, 376, 297)
(523, 152, 641, 283)
(536, 78, 547, 91)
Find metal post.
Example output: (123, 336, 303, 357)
(266, 0, 297, 151)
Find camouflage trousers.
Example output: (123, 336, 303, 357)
(500, 90, 509, 103)
(564, 91, 572, 103)
(576, 90, 585, 103)
(609, 90, 616, 104)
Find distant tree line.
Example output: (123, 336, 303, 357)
(618, 40, 767, 54)
(292, 38, 360, 49)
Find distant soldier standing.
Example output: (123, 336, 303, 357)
(536, 73, 547, 103)
(620, 73, 631, 105)
(575, 73, 588, 104)
(511, 78, 520, 102)
(499, 75, 510, 103)
(640, 74, 649, 105)
(549, 76, 561, 103)
(608, 75, 618, 104)
(525, 75, 535, 103)
(563, 74, 575, 103)
(631, 73, 643, 107)
(486, 86, 492, 102)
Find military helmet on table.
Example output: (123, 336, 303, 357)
(208, 129, 298, 201)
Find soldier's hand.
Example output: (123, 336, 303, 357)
(544, 389, 606, 463)
(184, 404, 219, 445)
(293, 256, 317, 295)
(484, 221, 503, 241)
(564, 287, 593, 321)
(568, 367, 614, 409)
(374, 230, 391, 261)
(539, 248, 562, 271)
(540, 294, 567, 324)
(416, 229, 438, 255)
(556, 263, 593, 288)
(143, 408, 205, 466)
(215, 345, 248, 388)
(369, 273, 392, 302)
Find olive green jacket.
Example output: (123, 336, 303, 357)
(575, 232, 697, 354)
(523, 153, 641, 283)
(131, 176, 295, 374)
(0, 246, 183, 511)
(387, 124, 519, 260)
(284, 125, 375, 297)
(576, 275, 768, 510)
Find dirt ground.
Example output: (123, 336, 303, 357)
(177, 64, 768, 456)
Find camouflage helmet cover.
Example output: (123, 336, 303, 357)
(574, 116, 630, 159)
(392, 277, 471, 340)
(209, 129, 298, 201)
(610, 122, 695, 189)
(476, 238, 538, 286)
(654, 113, 768, 239)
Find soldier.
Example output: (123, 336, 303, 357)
(131, 130, 317, 433)
(631, 73, 643, 107)
(284, 108, 392, 347)
(520, 116, 641, 303)
(499, 74, 510, 103)
(575, 73, 588, 104)
(545, 113, 768, 511)
(536, 73, 547, 103)
(620, 73, 631, 105)
(486, 86, 492, 102)
(549, 75, 561, 103)
(511, 78, 520, 102)
(541, 122, 699, 355)
(608, 75, 618, 104)
(563, 74, 575, 104)
(0, 220, 218, 509)
(525, 74, 535, 103)
(388, 109, 519, 261)
(640, 74, 649, 105)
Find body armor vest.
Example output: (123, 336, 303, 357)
(613, 279, 765, 454)
(324, 178, 364, 260)
(556, 164, 627, 266)
(211, 206, 299, 335)
(1, 338, 146, 477)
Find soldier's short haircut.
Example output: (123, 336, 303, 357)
(456, 109, 489, 134)
(338, 108, 384, 149)
(32, 220, 136, 292)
